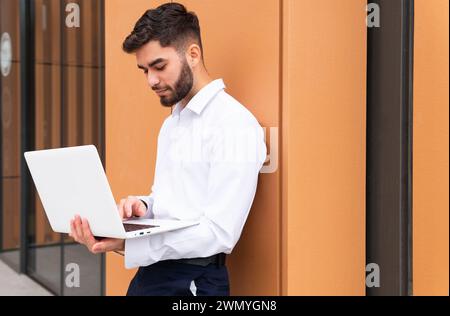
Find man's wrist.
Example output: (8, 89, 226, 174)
(114, 240, 125, 256)
(121, 239, 125, 251)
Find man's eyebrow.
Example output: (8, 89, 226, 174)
(137, 58, 167, 70)
(148, 58, 167, 68)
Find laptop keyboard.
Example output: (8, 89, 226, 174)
(123, 223, 159, 232)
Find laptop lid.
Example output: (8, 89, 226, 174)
(24, 145, 127, 239)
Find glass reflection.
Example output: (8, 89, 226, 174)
(27, 0, 104, 296)
(0, 0, 22, 272)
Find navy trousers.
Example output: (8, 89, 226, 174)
(126, 260, 230, 296)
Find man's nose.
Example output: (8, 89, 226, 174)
(147, 72, 160, 88)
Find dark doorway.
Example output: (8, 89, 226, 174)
(366, 0, 414, 296)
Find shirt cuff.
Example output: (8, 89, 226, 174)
(136, 195, 154, 219)
(139, 199, 148, 210)
(124, 234, 170, 269)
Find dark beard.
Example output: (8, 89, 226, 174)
(159, 59, 194, 107)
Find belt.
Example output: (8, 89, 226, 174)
(176, 253, 226, 267)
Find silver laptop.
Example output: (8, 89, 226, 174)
(24, 145, 199, 239)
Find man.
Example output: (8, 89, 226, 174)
(70, 2, 266, 296)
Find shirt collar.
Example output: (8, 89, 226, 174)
(172, 79, 226, 117)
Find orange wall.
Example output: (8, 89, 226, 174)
(282, 0, 366, 295)
(105, 0, 281, 296)
(105, 0, 366, 295)
(105, 0, 165, 295)
(413, 0, 449, 296)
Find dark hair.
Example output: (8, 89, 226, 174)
(122, 2, 203, 56)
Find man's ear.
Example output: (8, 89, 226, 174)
(186, 43, 202, 67)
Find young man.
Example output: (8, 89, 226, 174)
(70, 2, 266, 296)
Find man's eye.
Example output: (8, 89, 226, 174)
(143, 70, 148, 74)
(155, 66, 166, 71)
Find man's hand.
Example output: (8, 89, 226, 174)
(69, 215, 124, 254)
(118, 196, 147, 220)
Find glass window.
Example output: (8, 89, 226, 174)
(0, 0, 22, 272)
(1, 0, 104, 295)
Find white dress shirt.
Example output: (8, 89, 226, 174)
(125, 79, 267, 269)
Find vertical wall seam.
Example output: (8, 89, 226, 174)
(279, 0, 285, 296)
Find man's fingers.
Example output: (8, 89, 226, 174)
(91, 239, 123, 254)
(119, 197, 146, 219)
(81, 218, 96, 248)
(124, 198, 133, 218)
(70, 219, 78, 242)
(92, 240, 109, 253)
(118, 199, 126, 219)
(91, 242, 104, 254)
(74, 216, 84, 242)
(133, 200, 146, 217)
